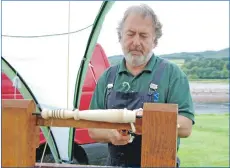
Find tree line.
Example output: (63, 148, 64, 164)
(181, 57, 229, 79)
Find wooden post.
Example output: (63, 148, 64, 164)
(2, 99, 40, 167)
(141, 103, 178, 167)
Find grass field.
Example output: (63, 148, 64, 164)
(178, 114, 229, 167)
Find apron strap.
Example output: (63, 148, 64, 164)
(104, 65, 119, 108)
(148, 59, 167, 102)
(151, 59, 167, 85)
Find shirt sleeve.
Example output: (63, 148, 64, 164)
(166, 75, 195, 125)
(89, 70, 108, 110)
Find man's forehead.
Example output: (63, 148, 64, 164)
(123, 14, 155, 32)
(125, 12, 153, 22)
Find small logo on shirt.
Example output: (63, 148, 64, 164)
(122, 82, 130, 92)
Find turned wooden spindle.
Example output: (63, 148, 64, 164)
(41, 108, 141, 123)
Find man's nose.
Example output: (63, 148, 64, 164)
(132, 35, 141, 47)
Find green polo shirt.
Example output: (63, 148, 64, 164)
(90, 54, 195, 150)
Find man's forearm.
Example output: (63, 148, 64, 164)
(88, 128, 112, 143)
(177, 115, 193, 138)
(88, 115, 192, 140)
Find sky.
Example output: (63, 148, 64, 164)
(97, 1, 229, 56)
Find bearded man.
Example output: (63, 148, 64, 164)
(88, 4, 195, 167)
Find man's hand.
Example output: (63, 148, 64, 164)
(177, 115, 193, 137)
(108, 129, 130, 146)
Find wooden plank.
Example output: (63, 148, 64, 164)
(2, 99, 40, 167)
(36, 116, 142, 132)
(141, 103, 178, 167)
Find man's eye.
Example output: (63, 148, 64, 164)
(141, 35, 148, 38)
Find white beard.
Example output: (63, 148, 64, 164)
(124, 51, 153, 67)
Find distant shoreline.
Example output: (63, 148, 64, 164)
(191, 92, 229, 103)
(190, 82, 229, 103)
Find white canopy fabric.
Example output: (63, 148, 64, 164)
(2, 1, 103, 109)
(2, 1, 114, 163)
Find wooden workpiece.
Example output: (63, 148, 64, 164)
(2, 99, 178, 167)
(141, 103, 178, 167)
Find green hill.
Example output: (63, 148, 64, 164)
(108, 48, 229, 66)
(159, 48, 229, 59)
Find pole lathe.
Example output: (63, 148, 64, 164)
(2, 99, 178, 167)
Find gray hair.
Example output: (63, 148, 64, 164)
(117, 4, 163, 45)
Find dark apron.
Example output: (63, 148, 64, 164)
(104, 61, 180, 167)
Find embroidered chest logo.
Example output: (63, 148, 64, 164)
(122, 82, 130, 92)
